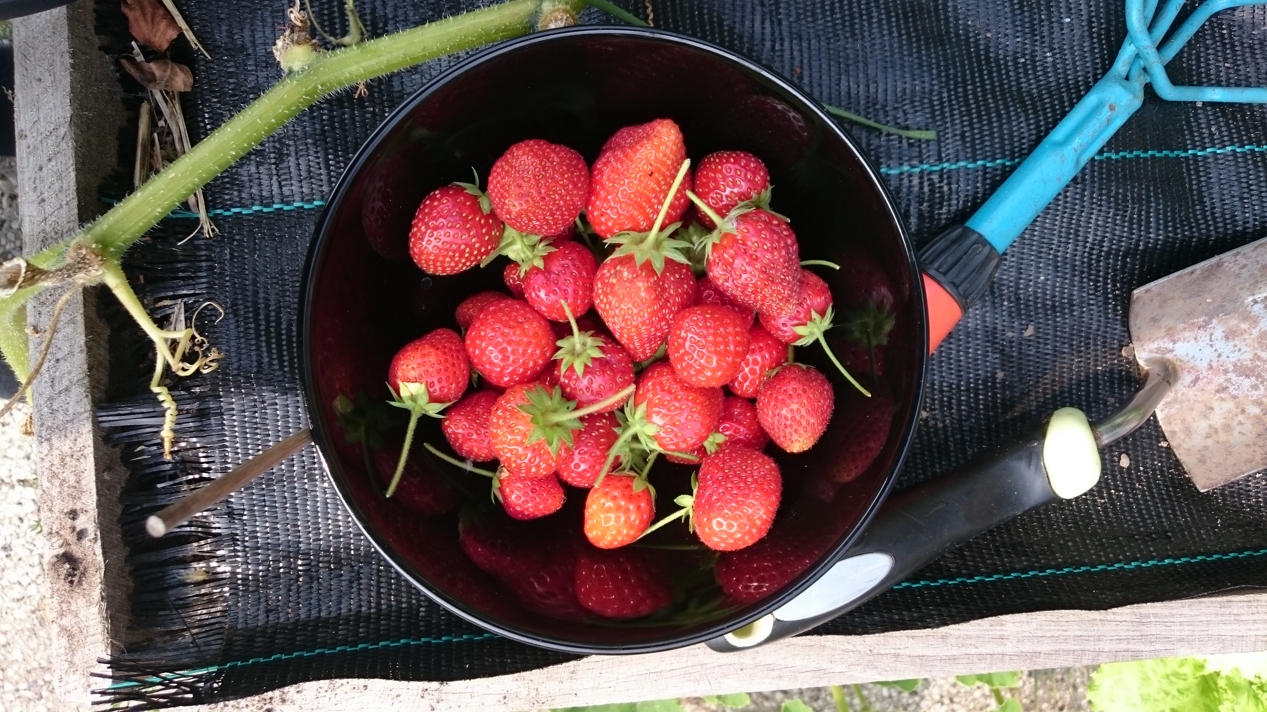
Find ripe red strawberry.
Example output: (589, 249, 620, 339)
(494, 468, 565, 520)
(715, 526, 820, 603)
(409, 183, 502, 275)
(757, 364, 834, 453)
(455, 291, 511, 331)
(385, 328, 470, 496)
(556, 333, 635, 415)
(586, 119, 691, 239)
(574, 547, 672, 619)
(583, 473, 655, 549)
(692, 446, 782, 551)
(557, 412, 623, 488)
(689, 198, 802, 317)
(728, 324, 788, 398)
(388, 328, 470, 405)
(503, 261, 525, 298)
(694, 275, 754, 328)
(522, 241, 598, 322)
(372, 441, 463, 515)
(632, 361, 724, 454)
(487, 139, 589, 236)
(594, 255, 696, 362)
(668, 305, 751, 388)
(488, 384, 563, 478)
(459, 511, 548, 583)
(830, 383, 894, 483)
(693, 150, 770, 229)
(440, 390, 499, 462)
(465, 299, 555, 388)
(716, 396, 768, 451)
(759, 268, 871, 396)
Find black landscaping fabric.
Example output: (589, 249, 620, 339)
(92, 0, 1267, 707)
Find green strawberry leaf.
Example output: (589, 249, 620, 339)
(633, 700, 684, 712)
(780, 700, 813, 712)
(550, 704, 638, 712)
(840, 301, 895, 348)
(703, 692, 750, 708)
(996, 699, 1023, 712)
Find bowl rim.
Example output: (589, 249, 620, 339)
(299, 24, 928, 655)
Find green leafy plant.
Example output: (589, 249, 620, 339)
(1088, 655, 1267, 712)
(956, 671, 1022, 711)
(551, 691, 750, 712)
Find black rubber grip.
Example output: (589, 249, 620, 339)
(919, 225, 1002, 310)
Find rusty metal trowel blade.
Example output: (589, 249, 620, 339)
(1129, 237, 1267, 491)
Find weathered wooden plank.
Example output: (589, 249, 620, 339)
(198, 591, 1267, 711)
(13, 2, 127, 710)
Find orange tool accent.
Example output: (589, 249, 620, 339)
(923, 273, 963, 352)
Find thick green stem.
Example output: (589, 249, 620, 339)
(685, 190, 727, 227)
(647, 159, 691, 243)
(84, 0, 576, 262)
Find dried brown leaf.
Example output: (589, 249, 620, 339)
(119, 57, 193, 92)
(121, 0, 181, 52)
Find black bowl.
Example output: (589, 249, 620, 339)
(301, 26, 926, 654)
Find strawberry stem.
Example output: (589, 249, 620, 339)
(636, 506, 690, 540)
(823, 104, 937, 141)
(685, 190, 726, 228)
(562, 300, 581, 342)
(594, 424, 639, 490)
(639, 450, 659, 479)
(422, 441, 497, 477)
(648, 159, 692, 244)
(801, 260, 840, 270)
(386, 410, 421, 497)
(816, 333, 872, 397)
(550, 383, 635, 423)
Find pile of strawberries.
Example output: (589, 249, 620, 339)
(379, 118, 878, 568)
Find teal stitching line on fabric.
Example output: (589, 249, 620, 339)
(892, 547, 1267, 590)
(103, 546, 1267, 691)
(104, 633, 498, 690)
(878, 142, 1265, 175)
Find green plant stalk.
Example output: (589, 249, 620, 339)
(824, 104, 938, 140)
(0, 0, 582, 388)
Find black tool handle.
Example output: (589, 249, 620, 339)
(708, 408, 1100, 652)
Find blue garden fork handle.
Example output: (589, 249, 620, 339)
(921, 0, 1267, 351)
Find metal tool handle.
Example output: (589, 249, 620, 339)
(146, 429, 312, 537)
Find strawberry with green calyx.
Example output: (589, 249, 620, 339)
(409, 177, 503, 276)
(483, 225, 558, 274)
(487, 138, 590, 237)
(440, 390, 499, 462)
(586, 118, 691, 239)
(667, 304, 751, 388)
(759, 268, 871, 397)
(583, 472, 656, 549)
(522, 241, 598, 322)
(639, 446, 782, 551)
(384, 329, 470, 498)
(593, 160, 698, 361)
(464, 299, 556, 389)
(686, 191, 802, 318)
(554, 303, 635, 413)
(757, 363, 834, 454)
(727, 324, 789, 399)
(692, 150, 772, 230)
(489, 381, 637, 479)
